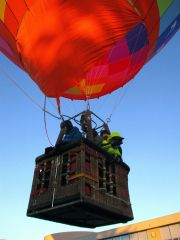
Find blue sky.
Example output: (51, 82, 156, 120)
(0, 31, 179, 240)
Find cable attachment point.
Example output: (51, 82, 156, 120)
(86, 96, 91, 110)
(56, 97, 61, 114)
(106, 116, 111, 123)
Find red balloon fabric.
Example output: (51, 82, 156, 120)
(0, 0, 159, 99)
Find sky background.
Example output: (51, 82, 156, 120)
(0, 31, 179, 240)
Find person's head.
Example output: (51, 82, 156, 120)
(60, 120, 73, 133)
(108, 132, 124, 146)
(100, 130, 110, 140)
(80, 114, 89, 132)
(111, 136, 123, 146)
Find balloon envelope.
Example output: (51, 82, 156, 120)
(0, 0, 179, 100)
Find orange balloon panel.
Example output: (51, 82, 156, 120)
(0, 0, 159, 99)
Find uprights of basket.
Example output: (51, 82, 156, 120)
(109, 165, 114, 195)
(33, 161, 51, 196)
(102, 159, 106, 190)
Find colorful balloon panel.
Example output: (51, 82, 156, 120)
(0, 0, 178, 100)
(149, 0, 180, 60)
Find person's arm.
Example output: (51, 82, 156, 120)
(71, 127, 82, 142)
(55, 127, 67, 146)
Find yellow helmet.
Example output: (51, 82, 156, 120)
(107, 132, 124, 141)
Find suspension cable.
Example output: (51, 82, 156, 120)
(107, 82, 133, 122)
(86, 0, 158, 121)
(107, 1, 155, 121)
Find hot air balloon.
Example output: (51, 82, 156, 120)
(1, 0, 179, 228)
(0, 0, 179, 102)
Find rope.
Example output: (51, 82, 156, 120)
(44, 96, 53, 146)
(56, 97, 65, 122)
(0, 64, 60, 120)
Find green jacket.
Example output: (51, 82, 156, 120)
(101, 132, 123, 158)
